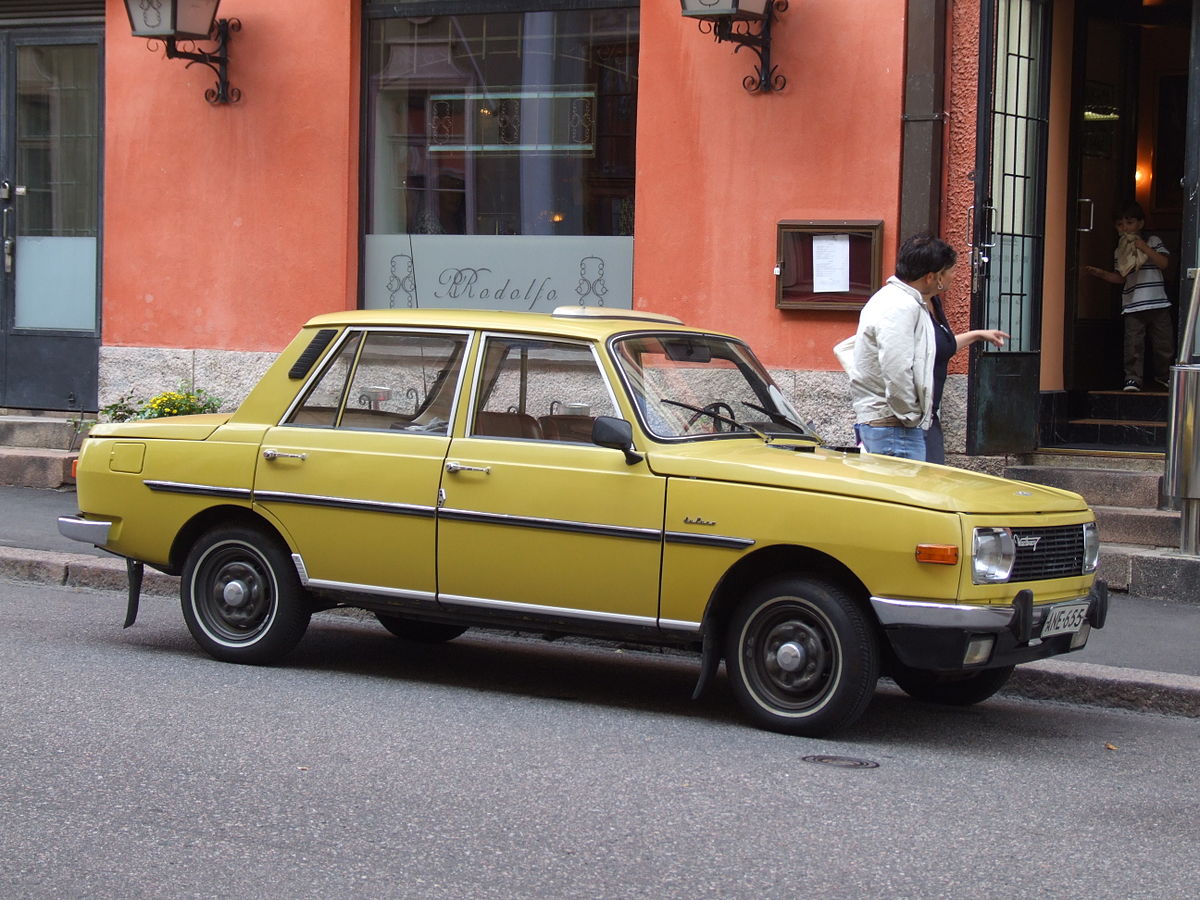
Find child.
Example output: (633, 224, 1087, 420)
(1085, 202, 1173, 391)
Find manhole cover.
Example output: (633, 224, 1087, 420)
(801, 754, 879, 769)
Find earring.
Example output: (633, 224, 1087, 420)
(936, 281, 944, 291)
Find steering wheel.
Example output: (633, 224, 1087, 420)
(685, 401, 735, 433)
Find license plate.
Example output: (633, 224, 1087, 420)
(1041, 602, 1089, 638)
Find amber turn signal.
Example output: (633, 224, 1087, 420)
(915, 544, 959, 565)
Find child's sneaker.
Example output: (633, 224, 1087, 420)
(1153, 378, 1171, 392)
(1123, 379, 1140, 391)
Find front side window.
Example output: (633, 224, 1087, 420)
(286, 330, 468, 434)
(363, 7, 638, 311)
(612, 333, 819, 442)
(472, 336, 616, 442)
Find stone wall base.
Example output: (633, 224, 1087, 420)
(98, 348, 1010, 473)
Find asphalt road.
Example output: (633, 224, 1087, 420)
(3, 581, 1199, 899)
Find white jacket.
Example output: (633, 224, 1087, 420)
(835, 276, 935, 430)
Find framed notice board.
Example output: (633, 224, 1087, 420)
(775, 220, 883, 310)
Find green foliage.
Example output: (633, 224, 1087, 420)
(100, 386, 222, 422)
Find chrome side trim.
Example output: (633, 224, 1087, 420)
(870, 596, 1017, 629)
(437, 507, 661, 542)
(440, 592, 660, 629)
(291, 553, 310, 586)
(304, 577, 437, 604)
(144, 480, 252, 500)
(254, 490, 436, 518)
(658, 617, 702, 634)
(663, 531, 755, 550)
(57, 515, 112, 546)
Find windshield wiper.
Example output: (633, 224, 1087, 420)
(659, 398, 771, 443)
(739, 400, 819, 441)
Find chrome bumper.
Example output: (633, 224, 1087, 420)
(57, 515, 113, 546)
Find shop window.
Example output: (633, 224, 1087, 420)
(363, 7, 638, 312)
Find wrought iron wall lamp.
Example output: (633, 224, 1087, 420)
(680, 0, 789, 93)
(124, 0, 241, 104)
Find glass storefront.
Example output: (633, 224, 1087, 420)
(363, 7, 639, 311)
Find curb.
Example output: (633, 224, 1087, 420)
(1006, 658, 1200, 718)
(4, 546, 1199, 719)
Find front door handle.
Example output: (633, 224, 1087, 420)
(262, 448, 307, 461)
(445, 461, 490, 475)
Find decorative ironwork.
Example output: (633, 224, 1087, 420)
(696, 0, 788, 94)
(147, 17, 241, 104)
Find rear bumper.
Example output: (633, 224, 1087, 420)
(871, 579, 1108, 672)
(57, 515, 113, 547)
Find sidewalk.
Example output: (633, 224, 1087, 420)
(4, 485, 1199, 717)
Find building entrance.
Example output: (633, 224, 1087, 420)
(0, 26, 101, 411)
(1070, 0, 1190, 398)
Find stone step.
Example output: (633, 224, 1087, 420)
(1066, 418, 1166, 451)
(1098, 542, 1200, 602)
(0, 447, 76, 489)
(1005, 464, 1162, 509)
(1093, 505, 1179, 547)
(1020, 450, 1163, 472)
(0, 415, 90, 450)
(1085, 389, 1169, 422)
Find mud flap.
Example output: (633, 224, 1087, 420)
(123, 560, 144, 628)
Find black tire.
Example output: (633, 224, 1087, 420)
(181, 525, 311, 665)
(374, 613, 467, 643)
(724, 575, 879, 736)
(890, 664, 1015, 706)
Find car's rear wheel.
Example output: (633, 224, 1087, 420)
(181, 525, 310, 664)
(890, 664, 1015, 706)
(374, 613, 467, 643)
(724, 575, 879, 736)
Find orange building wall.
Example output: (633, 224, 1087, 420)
(102, 0, 360, 352)
(632, 1, 908, 370)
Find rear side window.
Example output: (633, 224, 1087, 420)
(286, 330, 467, 434)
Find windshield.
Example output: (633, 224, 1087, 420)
(611, 333, 821, 442)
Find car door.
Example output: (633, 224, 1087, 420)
(253, 327, 470, 600)
(436, 334, 666, 629)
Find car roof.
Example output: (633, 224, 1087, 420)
(301, 307, 739, 342)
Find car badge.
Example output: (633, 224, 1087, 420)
(684, 516, 716, 527)
(1015, 535, 1041, 550)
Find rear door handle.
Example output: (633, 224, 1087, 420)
(262, 448, 307, 461)
(445, 461, 490, 475)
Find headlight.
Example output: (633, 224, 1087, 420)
(1082, 521, 1100, 573)
(972, 527, 1015, 584)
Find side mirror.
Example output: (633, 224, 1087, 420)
(592, 416, 644, 466)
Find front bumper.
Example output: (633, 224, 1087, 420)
(871, 579, 1108, 671)
(57, 515, 113, 547)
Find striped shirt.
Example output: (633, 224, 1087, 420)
(1118, 234, 1170, 314)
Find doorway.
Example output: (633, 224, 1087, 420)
(0, 26, 102, 412)
(1065, 0, 1191, 399)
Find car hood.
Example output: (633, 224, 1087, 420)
(644, 439, 1089, 515)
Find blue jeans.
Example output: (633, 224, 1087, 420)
(857, 423, 927, 461)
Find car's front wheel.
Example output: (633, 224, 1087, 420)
(181, 525, 311, 665)
(724, 575, 879, 736)
(890, 664, 1015, 706)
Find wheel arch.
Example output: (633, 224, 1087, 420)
(701, 545, 878, 652)
(167, 505, 291, 576)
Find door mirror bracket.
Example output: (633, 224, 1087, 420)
(592, 416, 644, 465)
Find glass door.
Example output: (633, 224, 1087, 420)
(966, 0, 1053, 454)
(0, 28, 101, 411)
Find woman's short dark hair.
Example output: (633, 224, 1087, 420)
(895, 233, 957, 282)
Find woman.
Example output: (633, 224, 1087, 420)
(840, 234, 1006, 462)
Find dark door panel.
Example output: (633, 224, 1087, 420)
(1, 29, 101, 411)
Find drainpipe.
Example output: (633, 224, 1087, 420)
(899, 0, 948, 239)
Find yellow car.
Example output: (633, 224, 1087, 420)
(60, 307, 1107, 736)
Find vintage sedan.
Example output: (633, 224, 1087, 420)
(60, 307, 1107, 736)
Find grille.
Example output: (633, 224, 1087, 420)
(1010, 525, 1085, 582)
